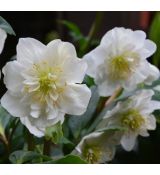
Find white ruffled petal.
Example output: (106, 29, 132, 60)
(145, 115, 156, 130)
(59, 83, 91, 115)
(97, 80, 117, 97)
(84, 46, 106, 78)
(20, 117, 44, 137)
(139, 39, 157, 59)
(1, 91, 28, 117)
(17, 38, 46, 66)
(47, 40, 87, 83)
(2, 61, 24, 93)
(144, 64, 160, 85)
(120, 132, 137, 151)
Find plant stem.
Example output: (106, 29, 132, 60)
(9, 119, 20, 143)
(43, 139, 51, 156)
(105, 87, 123, 107)
(80, 12, 104, 56)
(27, 132, 35, 151)
(86, 87, 123, 134)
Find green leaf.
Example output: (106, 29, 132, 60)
(0, 105, 12, 140)
(149, 12, 160, 66)
(9, 150, 51, 164)
(59, 20, 81, 36)
(45, 122, 63, 144)
(84, 75, 95, 87)
(68, 86, 100, 139)
(96, 126, 126, 132)
(45, 154, 87, 164)
(0, 16, 15, 35)
(153, 110, 160, 124)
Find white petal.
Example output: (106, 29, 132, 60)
(47, 40, 87, 83)
(83, 46, 106, 78)
(17, 38, 46, 66)
(63, 58, 87, 83)
(132, 89, 154, 108)
(120, 132, 137, 151)
(144, 64, 160, 85)
(59, 83, 91, 115)
(30, 109, 40, 119)
(97, 80, 117, 97)
(46, 106, 59, 120)
(141, 100, 160, 114)
(46, 39, 76, 63)
(139, 129, 149, 137)
(1, 91, 28, 117)
(0, 28, 7, 54)
(20, 117, 44, 137)
(2, 61, 24, 93)
(139, 39, 157, 59)
(145, 115, 156, 130)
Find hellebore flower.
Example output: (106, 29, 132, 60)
(84, 27, 159, 96)
(1, 38, 91, 137)
(73, 131, 120, 163)
(98, 90, 160, 151)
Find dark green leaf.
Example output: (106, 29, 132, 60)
(149, 12, 160, 66)
(0, 105, 12, 138)
(0, 16, 15, 35)
(9, 150, 51, 163)
(45, 154, 87, 164)
(68, 86, 100, 138)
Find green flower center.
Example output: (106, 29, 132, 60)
(109, 56, 131, 80)
(121, 109, 144, 130)
(83, 146, 102, 164)
(24, 61, 65, 102)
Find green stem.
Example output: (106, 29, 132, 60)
(105, 87, 123, 107)
(86, 87, 123, 134)
(9, 119, 20, 143)
(80, 12, 104, 56)
(43, 139, 51, 156)
(27, 132, 35, 151)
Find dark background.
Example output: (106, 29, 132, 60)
(0, 11, 159, 163)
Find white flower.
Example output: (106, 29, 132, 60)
(73, 131, 120, 163)
(98, 89, 160, 151)
(84, 27, 159, 96)
(1, 38, 91, 137)
(0, 28, 7, 78)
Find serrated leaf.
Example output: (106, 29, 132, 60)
(45, 122, 63, 144)
(0, 16, 15, 35)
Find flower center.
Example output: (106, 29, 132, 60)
(83, 146, 102, 164)
(23, 61, 65, 102)
(121, 109, 144, 130)
(107, 53, 139, 81)
(109, 56, 131, 80)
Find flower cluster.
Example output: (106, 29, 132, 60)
(74, 27, 160, 163)
(0, 19, 160, 164)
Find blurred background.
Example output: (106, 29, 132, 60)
(0, 11, 160, 163)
